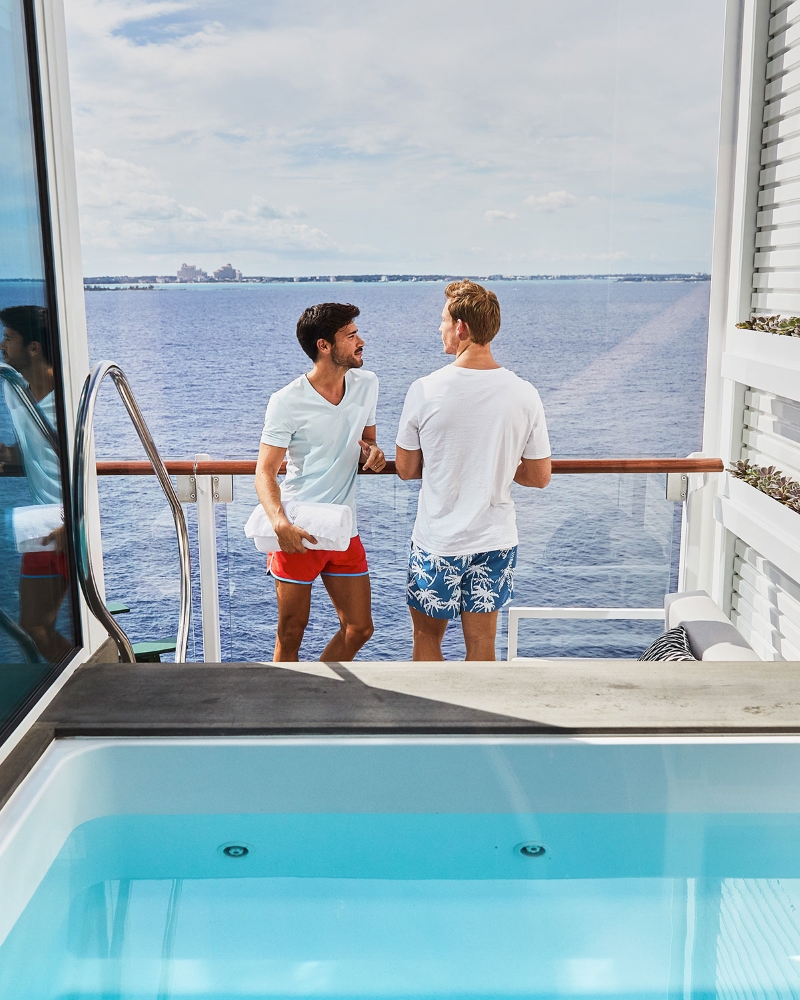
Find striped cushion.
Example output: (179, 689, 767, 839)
(638, 626, 696, 662)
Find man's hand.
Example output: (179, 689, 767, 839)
(256, 443, 317, 555)
(42, 524, 66, 553)
(274, 518, 317, 554)
(359, 439, 386, 472)
(0, 442, 16, 473)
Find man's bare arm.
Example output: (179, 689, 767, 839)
(255, 443, 316, 554)
(395, 445, 423, 481)
(514, 456, 551, 488)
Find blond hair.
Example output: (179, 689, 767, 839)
(444, 280, 501, 345)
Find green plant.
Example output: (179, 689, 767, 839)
(730, 459, 800, 514)
(736, 315, 800, 337)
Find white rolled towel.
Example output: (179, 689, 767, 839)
(12, 504, 64, 553)
(244, 500, 353, 553)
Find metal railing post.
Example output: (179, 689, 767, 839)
(506, 607, 665, 661)
(194, 452, 222, 663)
(507, 608, 520, 661)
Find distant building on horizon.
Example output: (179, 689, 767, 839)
(213, 263, 242, 281)
(177, 263, 208, 282)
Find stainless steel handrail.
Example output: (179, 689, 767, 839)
(72, 361, 191, 663)
(0, 362, 59, 454)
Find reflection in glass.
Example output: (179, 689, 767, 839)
(1, 308, 69, 662)
(0, 0, 77, 720)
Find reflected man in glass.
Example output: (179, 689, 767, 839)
(0, 306, 69, 661)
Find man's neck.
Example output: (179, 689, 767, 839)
(307, 359, 348, 405)
(19, 362, 54, 403)
(452, 341, 501, 370)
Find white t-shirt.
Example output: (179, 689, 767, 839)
(261, 369, 379, 535)
(396, 365, 550, 556)
(3, 383, 62, 506)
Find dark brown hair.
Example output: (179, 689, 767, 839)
(0, 305, 52, 365)
(296, 302, 360, 360)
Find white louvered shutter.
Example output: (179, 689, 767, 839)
(725, 1, 800, 659)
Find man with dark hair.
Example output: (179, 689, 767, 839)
(0, 305, 70, 661)
(0, 305, 52, 365)
(255, 302, 385, 661)
(396, 281, 551, 661)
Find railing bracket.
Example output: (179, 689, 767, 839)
(666, 472, 688, 502)
(176, 474, 233, 503)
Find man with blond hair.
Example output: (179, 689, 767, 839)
(395, 280, 551, 661)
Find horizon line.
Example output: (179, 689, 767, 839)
(78, 271, 711, 284)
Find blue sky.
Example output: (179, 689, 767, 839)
(64, 0, 727, 276)
(1, 0, 47, 281)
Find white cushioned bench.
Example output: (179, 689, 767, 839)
(664, 590, 760, 661)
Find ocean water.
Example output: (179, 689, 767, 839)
(80, 278, 710, 661)
(0, 277, 710, 663)
(3, 810, 800, 998)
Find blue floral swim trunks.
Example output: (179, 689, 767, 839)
(406, 544, 517, 619)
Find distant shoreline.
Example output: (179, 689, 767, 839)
(81, 272, 711, 289)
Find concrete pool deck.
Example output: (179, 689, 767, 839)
(2, 658, 800, 808)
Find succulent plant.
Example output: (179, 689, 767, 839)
(730, 459, 800, 514)
(735, 315, 800, 337)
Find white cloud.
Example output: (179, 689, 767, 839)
(64, 0, 726, 274)
(524, 190, 578, 212)
(75, 148, 337, 259)
(485, 210, 518, 224)
(75, 148, 205, 220)
(212, 199, 334, 252)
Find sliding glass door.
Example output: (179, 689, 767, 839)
(0, 0, 80, 734)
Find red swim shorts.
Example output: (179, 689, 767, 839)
(20, 551, 69, 580)
(267, 534, 369, 585)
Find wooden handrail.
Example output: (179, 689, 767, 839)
(92, 457, 725, 476)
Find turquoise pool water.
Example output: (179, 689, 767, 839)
(3, 811, 800, 998)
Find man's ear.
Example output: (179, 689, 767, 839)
(316, 337, 331, 356)
(27, 340, 42, 359)
(457, 320, 471, 341)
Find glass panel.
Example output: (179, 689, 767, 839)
(224, 471, 676, 662)
(0, 0, 79, 722)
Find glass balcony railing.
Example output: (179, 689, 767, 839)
(93, 456, 722, 662)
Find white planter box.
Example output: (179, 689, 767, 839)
(721, 328, 800, 403)
(714, 473, 800, 584)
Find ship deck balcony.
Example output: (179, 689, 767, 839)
(77, 454, 725, 664)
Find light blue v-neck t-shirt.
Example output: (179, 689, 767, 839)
(261, 369, 379, 535)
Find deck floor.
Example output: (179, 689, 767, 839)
(2, 658, 800, 809)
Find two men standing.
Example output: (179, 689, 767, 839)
(256, 281, 550, 662)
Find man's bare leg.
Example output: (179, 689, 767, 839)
(19, 575, 70, 662)
(320, 574, 374, 661)
(410, 608, 448, 661)
(273, 580, 312, 661)
(461, 610, 498, 661)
